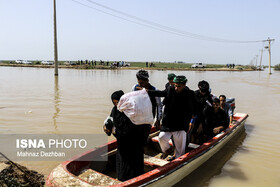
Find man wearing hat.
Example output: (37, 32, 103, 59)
(165, 73, 176, 89)
(147, 75, 197, 159)
(132, 70, 163, 140)
(193, 80, 213, 144)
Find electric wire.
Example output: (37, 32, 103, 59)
(72, 0, 265, 43)
(71, 0, 196, 38)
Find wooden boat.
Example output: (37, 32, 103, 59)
(46, 113, 248, 187)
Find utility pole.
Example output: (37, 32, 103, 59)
(264, 37, 275, 75)
(259, 49, 263, 69)
(54, 0, 58, 76)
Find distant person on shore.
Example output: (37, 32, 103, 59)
(132, 70, 163, 131)
(103, 90, 145, 181)
(146, 62, 148, 67)
(193, 80, 213, 144)
(147, 76, 197, 159)
(219, 95, 233, 125)
(203, 98, 229, 140)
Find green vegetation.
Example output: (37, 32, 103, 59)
(243, 65, 257, 70)
(128, 62, 192, 68)
(274, 64, 280, 71)
(128, 62, 225, 69)
(0, 60, 255, 71)
(0, 60, 13, 64)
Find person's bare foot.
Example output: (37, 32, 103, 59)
(160, 151, 169, 159)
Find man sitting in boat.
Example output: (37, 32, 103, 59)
(219, 95, 233, 125)
(193, 80, 213, 144)
(203, 98, 229, 139)
(147, 75, 197, 159)
(103, 90, 146, 181)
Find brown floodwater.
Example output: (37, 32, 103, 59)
(0, 66, 279, 186)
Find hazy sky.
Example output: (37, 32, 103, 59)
(0, 0, 279, 65)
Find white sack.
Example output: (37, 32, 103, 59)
(117, 89, 154, 125)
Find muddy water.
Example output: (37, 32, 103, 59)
(0, 66, 279, 186)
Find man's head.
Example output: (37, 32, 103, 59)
(167, 73, 176, 86)
(111, 90, 124, 106)
(219, 95, 226, 106)
(213, 98, 220, 112)
(198, 80, 210, 95)
(173, 75, 187, 93)
(136, 70, 149, 88)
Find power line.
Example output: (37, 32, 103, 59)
(72, 0, 265, 43)
(71, 0, 195, 38)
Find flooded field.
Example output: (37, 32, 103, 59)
(0, 66, 279, 186)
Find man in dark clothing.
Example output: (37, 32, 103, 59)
(103, 90, 145, 181)
(163, 73, 176, 160)
(203, 98, 229, 139)
(219, 95, 233, 125)
(165, 73, 176, 89)
(132, 70, 163, 130)
(163, 73, 176, 107)
(148, 75, 197, 159)
(193, 80, 213, 144)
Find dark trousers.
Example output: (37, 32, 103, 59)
(116, 124, 151, 181)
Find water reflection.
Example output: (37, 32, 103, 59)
(174, 128, 247, 187)
(243, 124, 254, 138)
(52, 76, 60, 133)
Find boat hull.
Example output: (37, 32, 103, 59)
(145, 115, 246, 186)
(47, 113, 248, 187)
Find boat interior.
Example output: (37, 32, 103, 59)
(48, 114, 247, 186)
(65, 130, 202, 185)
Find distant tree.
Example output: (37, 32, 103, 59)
(274, 64, 280, 71)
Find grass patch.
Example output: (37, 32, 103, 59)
(128, 62, 225, 69)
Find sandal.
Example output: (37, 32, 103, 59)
(167, 156, 175, 161)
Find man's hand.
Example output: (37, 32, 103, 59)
(103, 125, 111, 135)
(213, 126, 223, 134)
(154, 120, 161, 130)
(188, 122, 194, 132)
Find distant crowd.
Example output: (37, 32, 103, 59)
(67, 60, 130, 68)
(226, 64, 235, 68)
